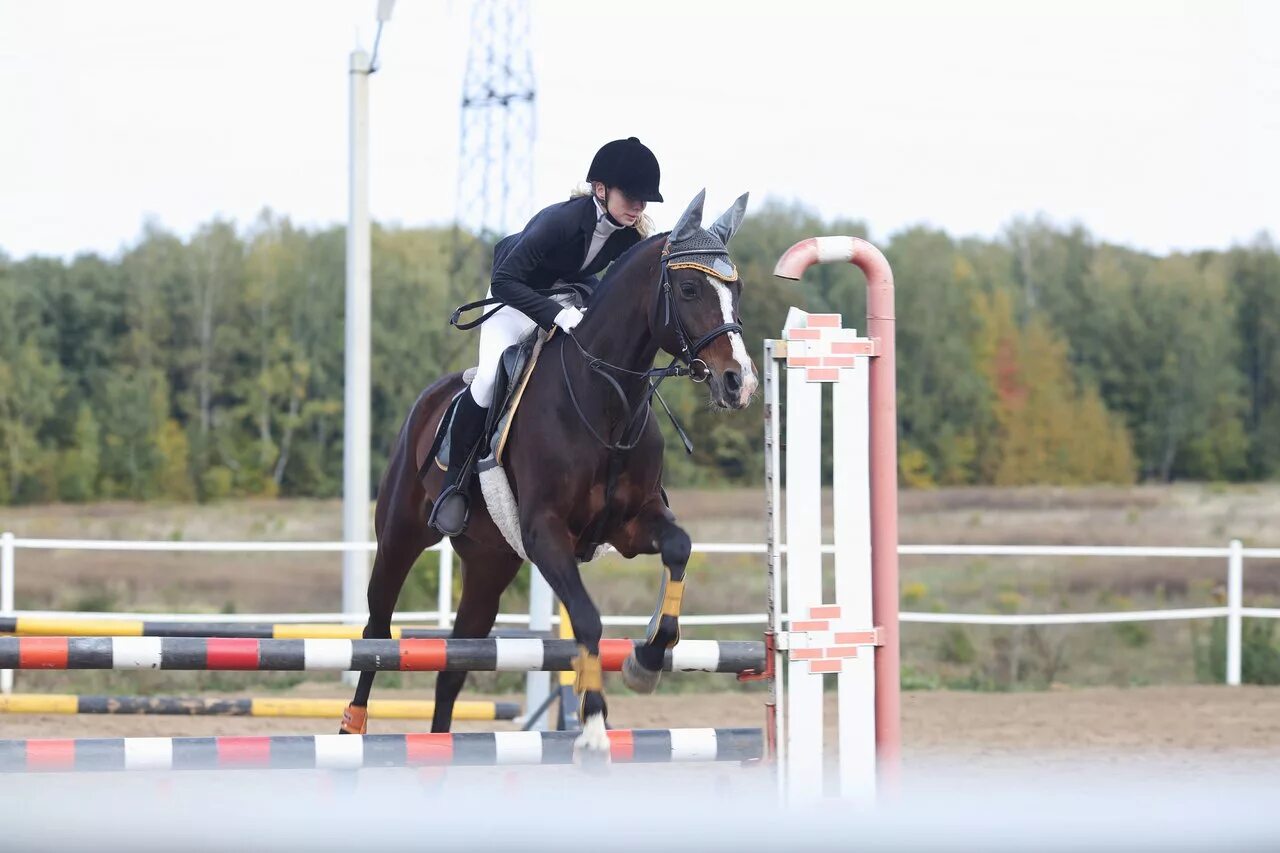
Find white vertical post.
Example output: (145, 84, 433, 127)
(524, 566, 553, 731)
(1, 531, 14, 694)
(833, 351, 875, 801)
(341, 47, 373, 687)
(763, 342, 785, 781)
(1227, 538, 1243, 686)
(785, 360, 824, 799)
(437, 542, 454, 629)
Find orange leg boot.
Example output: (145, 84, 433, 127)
(340, 703, 368, 735)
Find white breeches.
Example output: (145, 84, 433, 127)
(467, 288, 575, 408)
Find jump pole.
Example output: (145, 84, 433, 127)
(0, 616, 549, 640)
(770, 237, 900, 800)
(0, 728, 763, 773)
(0, 694, 520, 722)
(0, 637, 763, 674)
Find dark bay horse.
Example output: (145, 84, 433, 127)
(342, 191, 757, 754)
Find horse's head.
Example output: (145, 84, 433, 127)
(657, 190, 759, 410)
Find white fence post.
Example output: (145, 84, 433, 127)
(437, 541, 454, 629)
(523, 565, 554, 731)
(782, 325, 825, 800)
(2, 531, 15, 694)
(763, 342, 786, 781)
(1227, 538, 1243, 686)
(832, 345, 876, 800)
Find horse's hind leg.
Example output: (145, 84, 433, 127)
(611, 499, 692, 694)
(339, 513, 439, 735)
(431, 538, 522, 733)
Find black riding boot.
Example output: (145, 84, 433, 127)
(428, 392, 490, 536)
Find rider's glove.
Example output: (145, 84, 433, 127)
(553, 306, 584, 333)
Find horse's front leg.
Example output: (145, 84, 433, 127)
(612, 498, 691, 694)
(523, 511, 611, 758)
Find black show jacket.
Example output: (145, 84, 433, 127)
(490, 194, 642, 330)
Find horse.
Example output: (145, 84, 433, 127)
(341, 190, 758, 754)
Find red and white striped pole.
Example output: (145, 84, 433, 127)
(774, 237, 901, 782)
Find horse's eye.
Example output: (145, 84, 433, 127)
(679, 282, 698, 299)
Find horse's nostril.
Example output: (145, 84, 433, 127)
(723, 370, 741, 395)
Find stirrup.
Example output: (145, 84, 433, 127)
(429, 484, 471, 536)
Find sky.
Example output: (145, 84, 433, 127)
(1, 0, 1277, 261)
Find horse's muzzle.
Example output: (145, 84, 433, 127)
(710, 366, 758, 410)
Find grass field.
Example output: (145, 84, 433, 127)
(3, 483, 1279, 695)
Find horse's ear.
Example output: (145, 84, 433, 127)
(670, 189, 706, 243)
(708, 192, 750, 246)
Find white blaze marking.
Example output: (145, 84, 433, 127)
(708, 276, 759, 404)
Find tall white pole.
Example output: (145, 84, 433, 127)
(1, 531, 14, 694)
(784, 358, 823, 800)
(342, 48, 373, 679)
(437, 542, 454, 628)
(523, 568, 554, 731)
(1227, 538, 1244, 686)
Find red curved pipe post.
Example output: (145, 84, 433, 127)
(774, 237, 901, 782)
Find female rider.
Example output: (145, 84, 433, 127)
(429, 136, 664, 536)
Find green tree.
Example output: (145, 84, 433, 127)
(886, 228, 991, 486)
(0, 339, 63, 502)
(1227, 236, 1280, 477)
(1086, 250, 1246, 480)
(57, 403, 102, 501)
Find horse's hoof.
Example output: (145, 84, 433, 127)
(622, 651, 662, 694)
(573, 712, 612, 770)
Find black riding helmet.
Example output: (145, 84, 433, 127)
(586, 137, 663, 203)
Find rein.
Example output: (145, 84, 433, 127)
(449, 283, 591, 331)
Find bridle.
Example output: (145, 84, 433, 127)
(559, 240, 743, 452)
(654, 246, 744, 380)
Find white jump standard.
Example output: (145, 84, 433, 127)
(764, 236, 901, 801)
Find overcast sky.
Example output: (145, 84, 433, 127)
(2, 0, 1276, 260)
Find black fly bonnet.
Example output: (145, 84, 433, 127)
(656, 189, 750, 371)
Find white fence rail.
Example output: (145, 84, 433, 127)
(2, 533, 1275, 693)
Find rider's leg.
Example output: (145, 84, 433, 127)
(429, 301, 536, 536)
(468, 298, 538, 409)
(427, 388, 489, 536)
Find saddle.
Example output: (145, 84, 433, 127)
(430, 328, 547, 475)
(422, 282, 591, 482)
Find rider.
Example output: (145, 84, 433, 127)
(429, 136, 664, 536)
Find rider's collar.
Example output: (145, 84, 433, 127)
(594, 196, 626, 230)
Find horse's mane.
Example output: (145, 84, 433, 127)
(585, 232, 669, 311)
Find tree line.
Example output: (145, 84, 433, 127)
(1, 206, 1276, 505)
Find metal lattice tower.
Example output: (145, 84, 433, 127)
(453, 0, 537, 242)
